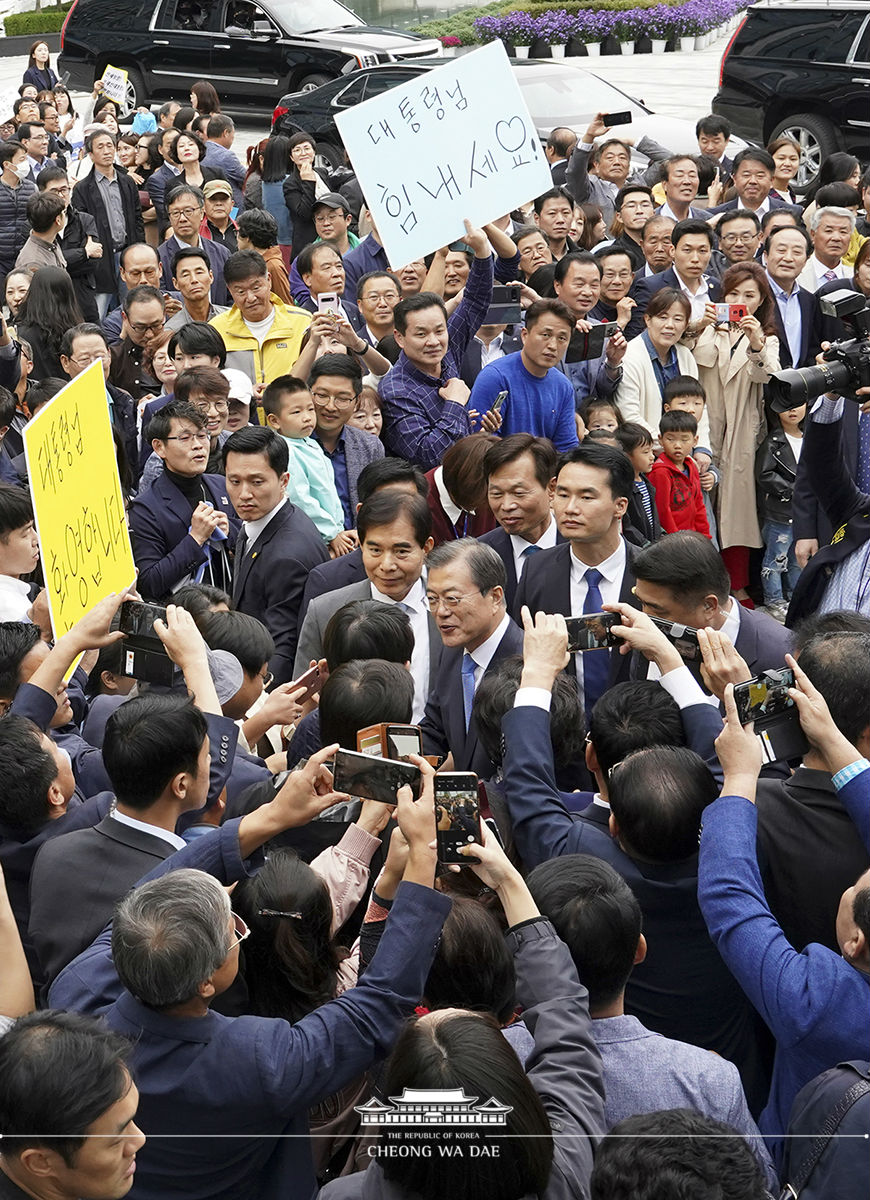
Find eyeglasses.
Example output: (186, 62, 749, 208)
(164, 431, 210, 445)
(425, 590, 482, 611)
(720, 232, 759, 244)
(231, 912, 250, 945)
(129, 319, 165, 336)
(69, 351, 110, 366)
(361, 290, 399, 303)
(311, 388, 356, 408)
(169, 206, 201, 221)
(192, 399, 229, 415)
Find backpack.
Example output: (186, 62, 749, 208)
(779, 1060, 870, 1199)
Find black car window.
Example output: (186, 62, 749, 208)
(333, 77, 367, 107)
(855, 21, 870, 64)
(223, 0, 277, 35)
(818, 13, 866, 63)
(735, 9, 840, 59)
(162, 0, 210, 31)
(362, 71, 417, 99)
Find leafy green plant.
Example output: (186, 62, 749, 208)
(4, 3, 73, 36)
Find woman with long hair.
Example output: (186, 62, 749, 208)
(260, 134, 294, 261)
(23, 41, 58, 93)
(14, 267, 84, 380)
(689, 261, 780, 599)
(579, 202, 607, 249)
(190, 80, 221, 116)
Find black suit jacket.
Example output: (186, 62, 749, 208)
(631, 265, 721, 316)
(478, 524, 566, 612)
(792, 404, 859, 545)
(706, 195, 791, 217)
(420, 618, 524, 779)
(28, 815, 176, 986)
(513, 539, 640, 689)
(770, 284, 822, 370)
(787, 409, 869, 625)
(70, 168, 145, 293)
(624, 477, 662, 547)
(459, 331, 523, 389)
(232, 501, 329, 685)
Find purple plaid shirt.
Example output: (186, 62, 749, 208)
(379, 254, 494, 470)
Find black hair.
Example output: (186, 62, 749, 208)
(122, 284, 165, 316)
(261, 134, 291, 183)
(527, 855, 641, 1009)
(165, 182, 205, 211)
(671, 218, 715, 249)
(577, 395, 623, 429)
(307, 353, 363, 396)
(524, 296, 575, 332)
(207, 113, 233, 139)
(146, 399, 206, 444)
(23, 378, 65, 415)
(170, 245, 212, 276)
(171, 582, 232, 618)
(853, 878, 870, 943)
(797, 632, 870, 745)
(591, 1109, 768, 1200)
(237, 207, 279, 249)
(695, 114, 731, 139)
(634, 531, 730, 606)
(718, 207, 761, 233)
(174, 365, 229, 406)
(732, 147, 776, 176)
(84, 125, 117, 152)
(357, 457, 429, 504)
(615, 422, 653, 454)
(556, 442, 634, 501)
(614, 184, 653, 210)
(659, 409, 697, 436)
(393, 290, 448, 336)
(426, 538, 507, 600)
(84, 639, 127, 697)
(356, 269, 402, 304)
(609, 746, 717, 862)
(792, 610, 870, 655)
(473, 655, 586, 772)
(589, 681, 685, 775)
(0, 484, 33, 541)
(357, 489, 432, 548)
(0, 714, 58, 834)
(815, 182, 861, 210)
(16, 268, 83, 357)
(223, 425, 288, 475)
(425, 897, 516, 1023)
(168, 321, 227, 368)
(483, 433, 558, 488)
(319, 659, 414, 749)
(35, 162, 68, 190)
(0, 621, 41, 700)
(288, 130, 315, 153)
(533, 185, 573, 214)
(322, 600, 414, 673)
(103, 694, 208, 811)
(295, 239, 342, 280)
(553, 250, 601, 285)
(223, 249, 267, 285)
(663, 375, 707, 405)
(0, 141, 25, 166)
(198, 610, 274, 677)
(0, 1011, 133, 1167)
(261, 374, 308, 418)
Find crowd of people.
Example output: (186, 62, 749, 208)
(0, 47, 868, 1200)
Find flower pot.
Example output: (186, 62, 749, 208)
(565, 36, 585, 56)
(440, 46, 456, 57)
(550, 42, 566, 58)
(530, 37, 549, 57)
(620, 40, 636, 55)
(694, 34, 706, 49)
(679, 36, 695, 51)
(513, 44, 530, 58)
(650, 38, 667, 53)
(584, 40, 601, 56)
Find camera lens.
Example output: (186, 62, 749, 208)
(768, 360, 854, 413)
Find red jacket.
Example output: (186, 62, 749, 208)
(647, 453, 711, 538)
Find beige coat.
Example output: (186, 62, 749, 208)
(691, 326, 780, 550)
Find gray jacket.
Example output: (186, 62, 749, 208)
(0, 176, 37, 274)
(566, 136, 672, 226)
(320, 918, 606, 1200)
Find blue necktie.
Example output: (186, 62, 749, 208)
(461, 652, 477, 731)
(581, 567, 610, 720)
(522, 545, 542, 557)
(857, 412, 870, 494)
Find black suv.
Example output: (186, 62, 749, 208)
(713, 0, 870, 187)
(58, 0, 440, 113)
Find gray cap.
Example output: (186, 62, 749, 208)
(312, 192, 349, 213)
(205, 647, 243, 706)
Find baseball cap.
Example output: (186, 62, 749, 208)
(313, 192, 349, 213)
(203, 179, 233, 200)
(205, 647, 243, 706)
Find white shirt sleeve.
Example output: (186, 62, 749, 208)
(513, 687, 553, 712)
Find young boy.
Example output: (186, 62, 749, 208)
(615, 421, 661, 546)
(755, 401, 806, 622)
(663, 375, 719, 545)
(648, 411, 711, 537)
(262, 375, 356, 559)
(0, 484, 40, 621)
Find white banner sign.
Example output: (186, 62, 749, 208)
(335, 41, 551, 267)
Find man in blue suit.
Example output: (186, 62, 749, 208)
(706, 148, 790, 220)
(631, 219, 721, 321)
(128, 401, 239, 601)
(49, 751, 453, 1200)
(420, 538, 524, 779)
(515, 442, 641, 717)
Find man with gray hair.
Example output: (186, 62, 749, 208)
(420, 537, 524, 779)
(797, 206, 856, 292)
(49, 749, 452, 1200)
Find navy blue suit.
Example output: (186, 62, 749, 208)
(420, 617, 524, 778)
(478, 524, 566, 613)
(158, 235, 231, 305)
(501, 701, 772, 1110)
(632, 265, 720, 316)
(49, 821, 452, 1200)
(770, 284, 822, 370)
(128, 471, 239, 601)
(792, 404, 859, 548)
(297, 547, 367, 631)
(231, 501, 329, 686)
(459, 331, 523, 389)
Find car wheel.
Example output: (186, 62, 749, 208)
(297, 73, 332, 93)
(315, 142, 343, 172)
(769, 113, 840, 190)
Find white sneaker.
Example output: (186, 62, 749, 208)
(763, 601, 789, 623)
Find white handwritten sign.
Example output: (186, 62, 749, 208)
(335, 41, 551, 267)
(100, 64, 129, 107)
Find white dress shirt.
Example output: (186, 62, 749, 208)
(568, 540, 627, 692)
(465, 611, 511, 690)
(767, 273, 802, 366)
(475, 332, 506, 370)
(510, 515, 559, 583)
(110, 809, 187, 851)
(0, 575, 33, 623)
(371, 576, 430, 723)
(673, 267, 711, 322)
(243, 496, 286, 549)
(807, 255, 853, 291)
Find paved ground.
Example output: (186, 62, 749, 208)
(0, 29, 732, 162)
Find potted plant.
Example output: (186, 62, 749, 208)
(501, 10, 537, 57)
(439, 34, 461, 57)
(613, 9, 642, 55)
(536, 9, 572, 58)
(473, 15, 502, 45)
(672, 1, 700, 51)
(583, 9, 616, 56)
(644, 4, 674, 53)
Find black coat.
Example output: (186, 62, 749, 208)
(0, 176, 36, 276)
(478, 523, 566, 612)
(70, 168, 144, 292)
(282, 166, 347, 257)
(756, 427, 798, 525)
(59, 206, 100, 322)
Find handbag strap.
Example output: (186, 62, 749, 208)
(779, 1075, 870, 1199)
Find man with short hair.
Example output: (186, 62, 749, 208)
(567, 112, 672, 226)
(696, 114, 734, 181)
(545, 127, 578, 187)
(158, 184, 231, 305)
(553, 252, 627, 402)
(158, 100, 182, 130)
(211, 249, 311, 386)
(109, 285, 165, 401)
(590, 246, 643, 337)
(637, 214, 675, 278)
(356, 270, 402, 346)
(708, 148, 787, 217)
(166, 246, 227, 331)
(201, 179, 238, 253)
(0, 1010, 145, 1198)
(797, 206, 856, 292)
(470, 298, 578, 449)
(533, 187, 577, 261)
(102, 243, 180, 344)
(420, 537, 524, 778)
(71, 130, 144, 317)
(60, 322, 138, 474)
(607, 186, 655, 271)
(763, 224, 820, 369)
(479, 433, 562, 610)
(512, 224, 553, 280)
(225, 425, 327, 684)
(295, 241, 358, 322)
(313, 192, 357, 256)
(633, 218, 721, 321)
(709, 209, 761, 278)
(16, 121, 50, 184)
(202, 114, 245, 209)
(0, 141, 37, 285)
(657, 155, 703, 223)
(236, 208, 291, 305)
(378, 221, 494, 470)
(37, 164, 102, 322)
(309, 353, 384, 527)
(13, 190, 66, 272)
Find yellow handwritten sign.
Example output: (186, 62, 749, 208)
(100, 64, 129, 108)
(23, 362, 136, 639)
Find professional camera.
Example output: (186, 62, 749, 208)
(768, 290, 870, 413)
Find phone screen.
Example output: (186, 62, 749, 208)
(119, 600, 166, 639)
(435, 774, 481, 864)
(333, 749, 421, 803)
(649, 617, 702, 662)
(386, 726, 422, 759)
(734, 669, 795, 725)
(565, 613, 618, 652)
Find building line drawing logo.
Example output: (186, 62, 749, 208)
(355, 1088, 513, 1126)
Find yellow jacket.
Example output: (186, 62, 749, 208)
(210, 296, 311, 385)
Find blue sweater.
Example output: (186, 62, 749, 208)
(698, 772, 870, 1165)
(469, 352, 578, 451)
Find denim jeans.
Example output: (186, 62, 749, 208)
(761, 520, 801, 603)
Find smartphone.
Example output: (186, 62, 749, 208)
(386, 724, 423, 759)
(332, 748, 421, 804)
(577, 321, 619, 362)
(119, 599, 166, 640)
(602, 111, 633, 126)
(316, 292, 341, 317)
(289, 662, 323, 704)
(565, 612, 619, 652)
(649, 616, 702, 663)
(483, 283, 522, 326)
(714, 303, 748, 324)
(435, 773, 481, 864)
(491, 389, 509, 415)
(733, 669, 796, 725)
